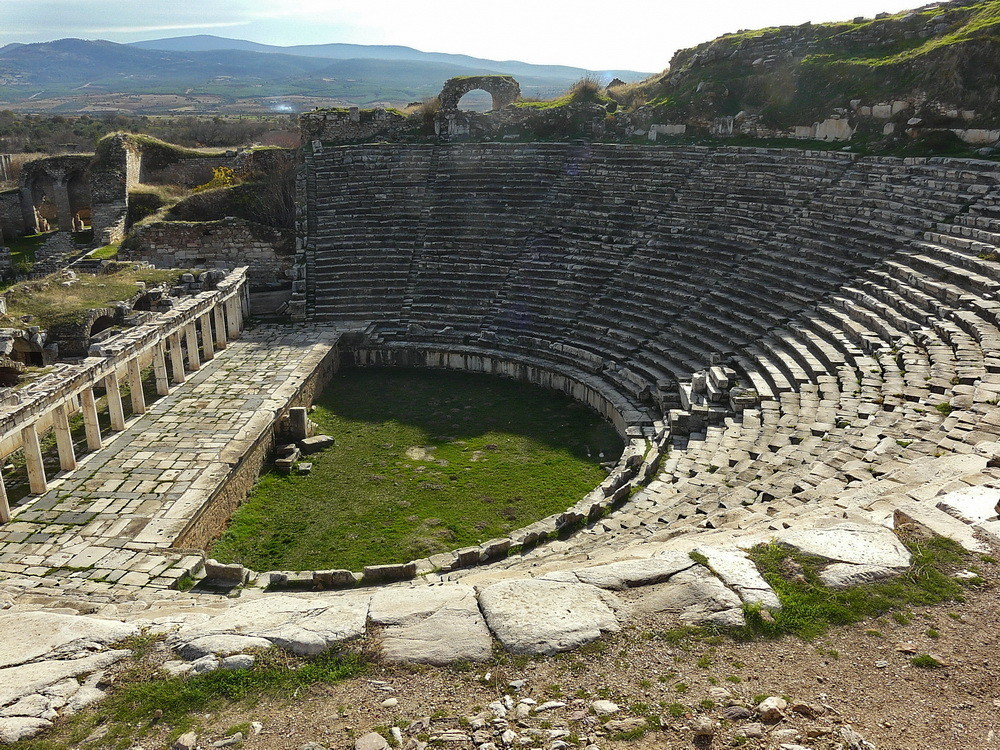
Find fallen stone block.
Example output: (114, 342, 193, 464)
(477, 579, 620, 655)
(203, 559, 250, 584)
(299, 435, 336, 454)
(630, 566, 745, 628)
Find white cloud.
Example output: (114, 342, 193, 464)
(86, 21, 248, 34)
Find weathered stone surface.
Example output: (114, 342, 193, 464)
(477, 579, 620, 655)
(819, 563, 902, 589)
(369, 585, 472, 626)
(299, 435, 336, 454)
(936, 486, 1000, 525)
(569, 552, 695, 590)
(0, 717, 53, 744)
(894, 501, 989, 553)
(220, 654, 255, 671)
(0, 612, 137, 669)
(777, 522, 910, 569)
(757, 696, 787, 721)
(382, 603, 492, 666)
(629, 566, 745, 627)
(0, 651, 127, 708)
(362, 563, 417, 584)
(355, 731, 390, 750)
(171, 594, 371, 656)
(372, 585, 492, 665)
(176, 634, 273, 660)
(204, 559, 250, 583)
(693, 546, 781, 609)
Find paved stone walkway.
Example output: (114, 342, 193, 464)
(0, 324, 343, 602)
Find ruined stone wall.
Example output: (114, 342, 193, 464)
(0, 190, 24, 240)
(90, 135, 140, 246)
(120, 217, 294, 285)
(300, 108, 409, 144)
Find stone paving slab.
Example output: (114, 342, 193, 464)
(0, 324, 344, 598)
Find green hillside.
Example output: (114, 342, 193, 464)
(637, 0, 1000, 128)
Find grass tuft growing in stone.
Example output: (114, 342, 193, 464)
(212, 368, 622, 571)
(9, 648, 366, 750)
(740, 531, 972, 640)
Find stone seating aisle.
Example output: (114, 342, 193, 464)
(308, 146, 434, 321)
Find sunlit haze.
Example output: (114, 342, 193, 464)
(3, 0, 925, 71)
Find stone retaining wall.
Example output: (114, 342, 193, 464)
(346, 344, 640, 438)
(121, 218, 294, 285)
(173, 342, 341, 549)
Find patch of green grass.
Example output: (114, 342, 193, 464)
(10, 649, 365, 750)
(934, 402, 955, 417)
(1, 266, 185, 329)
(90, 243, 120, 260)
(608, 716, 659, 741)
(740, 532, 969, 640)
(113, 650, 364, 725)
(688, 550, 710, 566)
(224, 722, 252, 737)
(911, 653, 944, 669)
(6, 232, 46, 272)
(666, 702, 687, 718)
(212, 368, 622, 571)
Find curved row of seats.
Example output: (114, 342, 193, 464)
(304, 142, 1000, 566)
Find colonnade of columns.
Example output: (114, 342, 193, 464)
(0, 279, 248, 523)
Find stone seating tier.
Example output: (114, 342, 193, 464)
(302, 143, 999, 576)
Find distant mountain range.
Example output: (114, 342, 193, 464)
(0, 36, 650, 115)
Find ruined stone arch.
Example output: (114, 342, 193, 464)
(438, 76, 521, 112)
(19, 155, 92, 234)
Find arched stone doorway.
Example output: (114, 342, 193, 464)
(438, 76, 521, 112)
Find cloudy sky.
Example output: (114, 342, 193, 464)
(1, 0, 921, 72)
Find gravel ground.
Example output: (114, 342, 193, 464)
(137, 553, 1000, 750)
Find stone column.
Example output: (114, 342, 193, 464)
(52, 176, 73, 233)
(152, 342, 170, 396)
(52, 403, 77, 472)
(127, 358, 146, 415)
(19, 188, 40, 234)
(226, 297, 241, 339)
(213, 305, 228, 349)
(0, 472, 9, 523)
(80, 386, 103, 451)
(200, 313, 215, 361)
(105, 371, 126, 431)
(169, 334, 186, 384)
(21, 423, 46, 495)
(184, 323, 201, 371)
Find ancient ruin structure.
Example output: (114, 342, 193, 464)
(0, 132, 999, 744)
(438, 75, 521, 111)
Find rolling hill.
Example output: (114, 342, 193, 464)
(0, 37, 650, 115)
